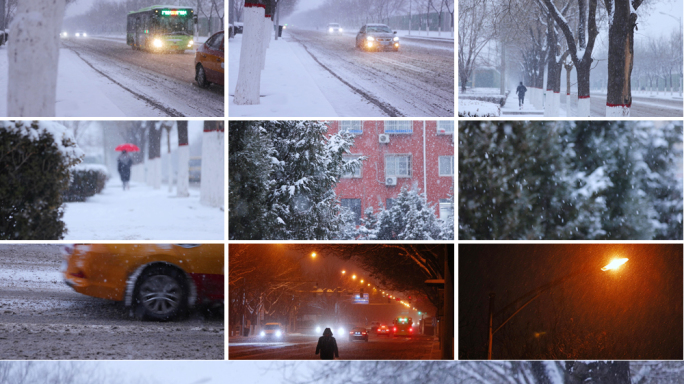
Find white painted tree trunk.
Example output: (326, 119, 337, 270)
(177, 145, 190, 197)
(8, 0, 67, 116)
(167, 152, 173, 193)
(261, 17, 271, 70)
(577, 97, 591, 117)
(606, 105, 630, 117)
(544, 91, 560, 116)
(200, 130, 225, 209)
(233, 6, 265, 105)
(565, 93, 573, 117)
(148, 157, 162, 189)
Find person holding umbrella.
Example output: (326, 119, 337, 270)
(115, 143, 138, 191)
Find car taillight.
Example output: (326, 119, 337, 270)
(393, 327, 397, 332)
(349, 331, 353, 335)
(362, 332, 366, 335)
(409, 328, 413, 332)
(70, 271, 85, 278)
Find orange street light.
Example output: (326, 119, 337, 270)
(360, 279, 364, 283)
(352, 274, 356, 280)
(341, 270, 346, 274)
(311, 252, 317, 259)
(601, 258, 629, 271)
(367, 283, 371, 287)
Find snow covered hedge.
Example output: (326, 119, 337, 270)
(458, 99, 501, 117)
(0, 122, 83, 239)
(460, 93, 508, 107)
(63, 164, 109, 202)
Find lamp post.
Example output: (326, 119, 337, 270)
(487, 258, 628, 359)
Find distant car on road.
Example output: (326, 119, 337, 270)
(62, 244, 224, 321)
(349, 327, 369, 342)
(74, 30, 88, 38)
(377, 324, 391, 336)
(260, 323, 285, 339)
(195, 30, 224, 88)
(327, 23, 342, 34)
(355, 24, 399, 52)
(234, 22, 243, 34)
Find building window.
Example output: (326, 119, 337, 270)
(384, 121, 413, 134)
(342, 155, 363, 178)
(385, 154, 412, 177)
(439, 199, 454, 221)
(386, 198, 394, 210)
(437, 121, 454, 135)
(342, 198, 362, 225)
(439, 156, 454, 176)
(340, 121, 363, 134)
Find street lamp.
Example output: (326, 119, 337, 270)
(352, 274, 356, 280)
(311, 252, 317, 259)
(341, 270, 346, 275)
(487, 259, 628, 359)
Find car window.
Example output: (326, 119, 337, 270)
(216, 35, 224, 51)
(367, 25, 391, 33)
(359, 26, 365, 33)
(205, 34, 218, 48)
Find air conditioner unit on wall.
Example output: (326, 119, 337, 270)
(379, 134, 390, 143)
(385, 176, 397, 186)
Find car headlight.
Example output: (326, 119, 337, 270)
(329, 28, 333, 32)
(393, 36, 399, 41)
(366, 36, 374, 41)
(315, 326, 321, 333)
(260, 331, 265, 337)
(153, 38, 163, 48)
(83, 33, 87, 37)
(338, 327, 345, 334)
(75, 33, 80, 37)
(62, 32, 68, 37)
(276, 331, 282, 337)
(339, 28, 343, 32)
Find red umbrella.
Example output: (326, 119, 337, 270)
(115, 143, 140, 152)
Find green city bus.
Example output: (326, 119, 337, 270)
(127, 5, 195, 52)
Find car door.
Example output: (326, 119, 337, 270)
(200, 33, 224, 84)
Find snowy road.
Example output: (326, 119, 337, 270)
(0, 245, 224, 360)
(285, 29, 454, 117)
(229, 333, 439, 360)
(61, 37, 224, 117)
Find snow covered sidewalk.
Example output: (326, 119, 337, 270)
(228, 33, 338, 117)
(0, 46, 161, 117)
(62, 180, 224, 241)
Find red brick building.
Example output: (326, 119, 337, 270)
(328, 120, 454, 224)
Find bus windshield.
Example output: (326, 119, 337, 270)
(156, 15, 193, 35)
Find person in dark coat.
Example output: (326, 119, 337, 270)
(315, 328, 339, 360)
(117, 150, 133, 191)
(516, 81, 527, 108)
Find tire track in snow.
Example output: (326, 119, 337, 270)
(289, 35, 405, 117)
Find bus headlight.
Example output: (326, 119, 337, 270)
(260, 331, 265, 337)
(153, 38, 163, 48)
(188, 40, 194, 47)
(276, 331, 282, 337)
(75, 33, 80, 37)
(83, 33, 87, 37)
(329, 28, 333, 33)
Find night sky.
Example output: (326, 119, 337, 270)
(459, 244, 683, 360)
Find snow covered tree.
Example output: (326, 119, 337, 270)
(0, 122, 83, 240)
(229, 121, 277, 240)
(229, 121, 361, 240)
(356, 186, 447, 240)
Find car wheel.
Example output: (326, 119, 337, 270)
(196, 64, 211, 88)
(134, 266, 187, 321)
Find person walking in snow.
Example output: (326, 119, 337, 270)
(117, 150, 133, 191)
(315, 328, 339, 360)
(516, 81, 527, 109)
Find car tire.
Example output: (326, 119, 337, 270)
(134, 265, 188, 321)
(196, 64, 211, 88)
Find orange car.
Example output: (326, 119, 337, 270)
(62, 244, 224, 320)
(195, 30, 224, 88)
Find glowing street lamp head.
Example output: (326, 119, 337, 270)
(341, 270, 346, 274)
(602, 258, 629, 271)
(360, 279, 364, 283)
(311, 252, 317, 259)
(352, 275, 356, 280)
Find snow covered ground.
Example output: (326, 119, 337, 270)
(1, 34, 221, 117)
(229, 28, 454, 117)
(62, 179, 224, 240)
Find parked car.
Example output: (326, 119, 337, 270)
(349, 327, 369, 342)
(62, 244, 224, 321)
(327, 23, 342, 34)
(234, 22, 244, 34)
(355, 24, 399, 52)
(195, 30, 224, 88)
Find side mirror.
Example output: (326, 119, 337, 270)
(393, 31, 397, 34)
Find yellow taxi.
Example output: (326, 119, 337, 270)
(195, 30, 224, 88)
(62, 244, 224, 320)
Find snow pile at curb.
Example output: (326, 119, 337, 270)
(458, 99, 501, 117)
